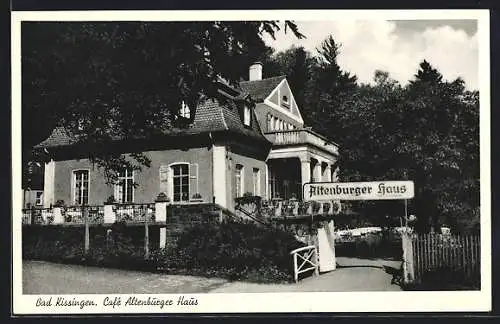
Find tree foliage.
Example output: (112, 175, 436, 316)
(265, 39, 479, 233)
(23, 21, 304, 182)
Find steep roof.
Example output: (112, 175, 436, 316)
(239, 75, 286, 102)
(35, 95, 267, 149)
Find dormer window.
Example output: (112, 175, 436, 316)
(179, 101, 191, 119)
(243, 106, 251, 126)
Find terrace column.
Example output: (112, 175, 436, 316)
(312, 159, 321, 183)
(43, 159, 55, 208)
(331, 165, 339, 182)
(212, 144, 227, 208)
(300, 156, 311, 187)
(323, 162, 332, 182)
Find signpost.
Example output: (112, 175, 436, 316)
(303, 181, 415, 201)
(303, 180, 416, 281)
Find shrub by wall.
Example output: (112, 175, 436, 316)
(23, 219, 305, 283)
(22, 223, 158, 271)
(152, 220, 306, 283)
(403, 266, 480, 291)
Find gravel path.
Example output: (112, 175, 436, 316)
(23, 257, 402, 294)
(211, 257, 402, 293)
(23, 261, 228, 294)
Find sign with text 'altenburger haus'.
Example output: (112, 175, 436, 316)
(304, 181, 415, 201)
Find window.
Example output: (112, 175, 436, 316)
(281, 95, 290, 109)
(172, 164, 189, 202)
(252, 168, 260, 196)
(243, 106, 251, 126)
(267, 114, 273, 131)
(115, 169, 134, 203)
(73, 170, 89, 205)
(235, 164, 244, 197)
(35, 191, 43, 206)
(179, 101, 191, 119)
(273, 117, 279, 130)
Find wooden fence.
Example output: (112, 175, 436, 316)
(409, 233, 480, 284)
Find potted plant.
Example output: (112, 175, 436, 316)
(54, 199, 65, 208)
(235, 192, 262, 206)
(190, 193, 203, 203)
(104, 196, 116, 205)
(155, 192, 170, 202)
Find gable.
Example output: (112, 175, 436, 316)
(264, 79, 304, 126)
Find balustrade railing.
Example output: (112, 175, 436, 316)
(22, 208, 54, 225)
(22, 203, 157, 226)
(115, 203, 155, 224)
(259, 199, 341, 220)
(265, 129, 339, 155)
(64, 206, 86, 224)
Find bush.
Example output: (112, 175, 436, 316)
(23, 220, 306, 283)
(157, 221, 306, 283)
(404, 266, 480, 291)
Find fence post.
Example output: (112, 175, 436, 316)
(293, 253, 298, 283)
(144, 205, 150, 259)
(313, 246, 320, 276)
(402, 232, 415, 284)
(83, 206, 90, 253)
(30, 206, 35, 225)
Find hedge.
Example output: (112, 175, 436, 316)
(23, 220, 306, 283)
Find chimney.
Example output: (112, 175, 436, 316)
(249, 62, 263, 81)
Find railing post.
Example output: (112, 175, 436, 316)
(83, 206, 90, 254)
(53, 207, 64, 224)
(104, 204, 116, 224)
(292, 201, 299, 216)
(274, 200, 282, 217)
(155, 201, 168, 249)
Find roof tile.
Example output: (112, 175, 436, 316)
(35, 94, 269, 149)
(239, 75, 286, 102)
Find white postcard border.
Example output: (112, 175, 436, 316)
(11, 9, 492, 314)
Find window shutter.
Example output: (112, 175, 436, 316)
(189, 163, 199, 196)
(159, 165, 170, 198)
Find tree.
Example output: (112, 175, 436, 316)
(303, 35, 358, 135)
(22, 21, 304, 183)
(333, 62, 479, 233)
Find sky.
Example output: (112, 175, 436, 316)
(263, 20, 478, 90)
